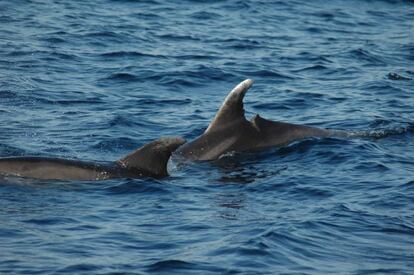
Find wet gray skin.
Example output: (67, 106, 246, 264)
(0, 137, 185, 180)
(176, 79, 338, 161)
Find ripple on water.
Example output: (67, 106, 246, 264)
(99, 51, 165, 59)
(146, 260, 229, 274)
(104, 180, 170, 195)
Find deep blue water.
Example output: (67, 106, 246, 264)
(1, 0, 414, 274)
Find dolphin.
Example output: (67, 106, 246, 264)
(0, 137, 185, 180)
(175, 79, 340, 161)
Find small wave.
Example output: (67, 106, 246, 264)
(6, 50, 34, 57)
(281, 52, 333, 63)
(104, 180, 168, 194)
(100, 51, 165, 59)
(190, 11, 221, 20)
(41, 37, 66, 44)
(387, 72, 412, 81)
(108, 114, 150, 128)
(313, 11, 335, 20)
(139, 98, 191, 106)
(191, 65, 238, 82)
(67, 224, 101, 231)
(0, 15, 14, 23)
(306, 26, 324, 34)
(90, 136, 140, 151)
(54, 98, 104, 105)
(100, 68, 232, 86)
(85, 31, 124, 39)
(292, 64, 329, 72)
(156, 33, 201, 42)
(347, 48, 386, 65)
(220, 38, 262, 50)
(354, 161, 390, 172)
(109, 0, 160, 4)
(366, 10, 391, 18)
(296, 186, 334, 198)
(127, 66, 239, 86)
(243, 69, 295, 80)
(58, 263, 100, 273)
(19, 50, 78, 61)
(0, 144, 26, 156)
(158, 77, 200, 87)
(172, 53, 221, 61)
(399, 180, 414, 191)
(260, 229, 326, 260)
(221, 0, 252, 11)
(103, 72, 139, 81)
(0, 90, 17, 99)
(145, 259, 225, 273)
(146, 260, 194, 272)
(131, 11, 163, 20)
(23, 217, 78, 225)
(360, 82, 406, 94)
(217, 166, 285, 184)
(356, 268, 410, 274)
(252, 102, 292, 111)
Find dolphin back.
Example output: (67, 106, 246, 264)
(0, 137, 186, 181)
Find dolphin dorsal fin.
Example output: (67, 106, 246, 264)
(205, 79, 254, 133)
(117, 137, 186, 178)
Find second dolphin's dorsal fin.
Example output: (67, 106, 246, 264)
(117, 137, 186, 178)
(205, 79, 254, 133)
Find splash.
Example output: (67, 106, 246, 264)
(331, 124, 413, 139)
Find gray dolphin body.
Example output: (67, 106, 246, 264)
(176, 79, 336, 161)
(0, 137, 185, 180)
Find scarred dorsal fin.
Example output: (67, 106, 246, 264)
(117, 137, 186, 178)
(205, 79, 254, 133)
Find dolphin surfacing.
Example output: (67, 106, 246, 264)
(176, 79, 333, 161)
(0, 137, 185, 180)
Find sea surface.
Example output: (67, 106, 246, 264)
(1, 0, 414, 274)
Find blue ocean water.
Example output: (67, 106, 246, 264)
(1, 0, 414, 273)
